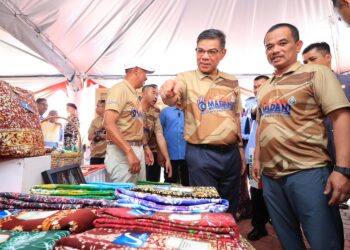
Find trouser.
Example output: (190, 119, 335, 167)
(90, 157, 105, 165)
(262, 167, 344, 250)
(146, 152, 161, 182)
(186, 143, 241, 214)
(164, 160, 189, 186)
(250, 186, 269, 229)
(104, 144, 146, 184)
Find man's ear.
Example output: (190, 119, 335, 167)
(296, 40, 303, 53)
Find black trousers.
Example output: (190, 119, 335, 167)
(90, 157, 105, 165)
(250, 186, 269, 229)
(186, 143, 241, 214)
(146, 152, 161, 182)
(164, 160, 189, 186)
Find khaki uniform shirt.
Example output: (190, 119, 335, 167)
(105, 80, 143, 141)
(176, 69, 242, 145)
(88, 115, 107, 158)
(143, 106, 163, 152)
(257, 62, 350, 178)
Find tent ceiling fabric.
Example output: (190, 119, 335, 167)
(0, 0, 349, 89)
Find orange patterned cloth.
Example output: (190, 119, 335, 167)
(0, 80, 45, 158)
(0, 209, 98, 234)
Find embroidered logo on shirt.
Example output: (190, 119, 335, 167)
(261, 96, 294, 117)
(197, 96, 234, 114)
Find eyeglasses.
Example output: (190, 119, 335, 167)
(195, 48, 222, 57)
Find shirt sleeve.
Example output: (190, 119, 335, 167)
(313, 66, 350, 115)
(105, 83, 126, 113)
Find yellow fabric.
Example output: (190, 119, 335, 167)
(41, 121, 61, 143)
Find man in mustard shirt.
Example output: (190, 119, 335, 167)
(160, 29, 246, 215)
(252, 23, 350, 250)
(88, 100, 107, 165)
(104, 60, 154, 183)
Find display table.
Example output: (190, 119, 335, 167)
(0, 155, 51, 193)
(81, 164, 107, 182)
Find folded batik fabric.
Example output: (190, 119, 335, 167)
(93, 207, 239, 240)
(0, 210, 22, 219)
(0, 230, 70, 250)
(86, 182, 135, 190)
(0, 209, 97, 234)
(131, 185, 220, 199)
(115, 189, 228, 213)
(54, 228, 251, 250)
(0, 192, 119, 210)
(29, 184, 116, 199)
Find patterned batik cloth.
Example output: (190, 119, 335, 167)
(115, 188, 228, 213)
(54, 227, 251, 250)
(93, 207, 239, 240)
(30, 184, 117, 199)
(0, 230, 70, 250)
(131, 185, 220, 199)
(0, 209, 97, 234)
(0, 192, 119, 210)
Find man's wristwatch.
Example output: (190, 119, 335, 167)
(333, 166, 350, 178)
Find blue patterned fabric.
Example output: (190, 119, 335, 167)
(115, 189, 229, 213)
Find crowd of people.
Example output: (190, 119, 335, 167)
(35, 5, 350, 248)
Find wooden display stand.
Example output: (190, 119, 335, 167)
(0, 155, 51, 193)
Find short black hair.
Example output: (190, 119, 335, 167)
(36, 98, 47, 104)
(142, 84, 158, 93)
(332, 0, 338, 7)
(265, 23, 299, 43)
(67, 103, 77, 110)
(302, 42, 331, 55)
(197, 29, 226, 49)
(254, 75, 269, 81)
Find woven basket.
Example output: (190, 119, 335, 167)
(41, 116, 82, 168)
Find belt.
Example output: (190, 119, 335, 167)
(189, 143, 237, 152)
(127, 140, 143, 146)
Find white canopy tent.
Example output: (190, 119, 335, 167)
(0, 0, 349, 142)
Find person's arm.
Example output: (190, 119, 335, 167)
(103, 110, 140, 174)
(235, 113, 246, 175)
(87, 120, 95, 141)
(160, 80, 181, 106)
(252, 125, 261, 182)
(324, 108, 350, 205)
(155, 133, 172, 178)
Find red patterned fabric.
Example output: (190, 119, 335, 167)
(93, 208, 239, 240)
(0, 209, 98, 233)
(0, 80, 45, 157)
(55, 227, 250, 249)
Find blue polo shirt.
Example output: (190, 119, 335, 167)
(160, 106, 186, 160)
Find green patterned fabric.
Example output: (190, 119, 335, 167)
(29, 184, 115, 198)
(0, 230, 70, 250)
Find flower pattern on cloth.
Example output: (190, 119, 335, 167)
(0, 80, 45, 157)
(0, 192, 119, 210)
(131, 185, 220, 199)
(93, 207, 239, 240)
(0, 209, 97, 234)
(0, 230, 70, 250)
(115, 188, 229, 213)
(54, 227, 252, 250)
